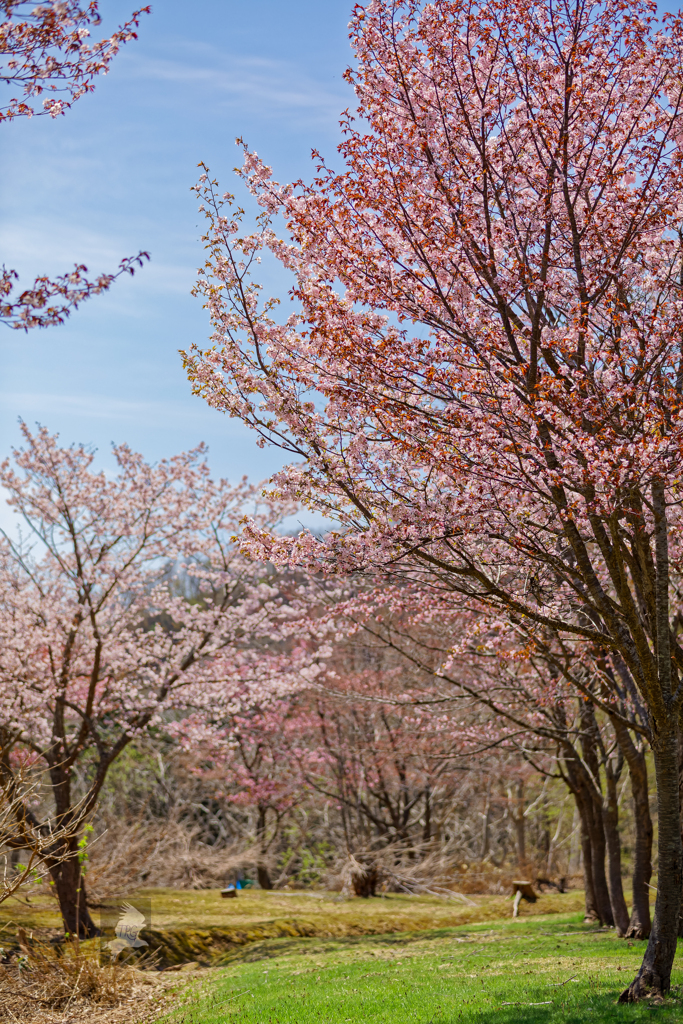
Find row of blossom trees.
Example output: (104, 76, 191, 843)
(0, 1, 677, 1006)
(0, 425, 303, 935)
(0, 427, 652, 953)
(0, 428, 528, 927)
(132, 591, 650, 912)
(183, 0, 683, 1002)
(303, 583, 654, 937)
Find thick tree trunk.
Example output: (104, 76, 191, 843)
(257, 864, 273, 890)
(677, 723, 683, 938)
(579, 813, 600, 922)
(48, 839, 99, 939)
(46, 762, 100, 938)
(602, 760, 630, 936)
(627, 756, 654, 941)
(510, 780, 526, 867)
(563, 738, 615, 925)
(577, 702, 615, 927)
(610, 716, 652, 939)
(568, 785, 600, 922)
(256, 805, 273, 890)
(621, 481, 682, 1000)
(587, 801, 614, 927)
(620, 720, 682, 1001)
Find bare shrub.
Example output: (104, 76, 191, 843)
(330, 844, 527, 901)
(340, 855, 382, 898)
(0, 745, 98, 905)
(0, 935, 135, 1014)
(84, 816, 255, 900)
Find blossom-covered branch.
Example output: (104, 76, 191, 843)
(186, 0, 683, 999)
(0, 251, 149, 330)
(0, 1, 150, 121)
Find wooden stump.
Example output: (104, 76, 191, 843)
(343, 855, 381, 897)
(221, 887, 237, 899)
(350, 860, 379, 898)
(511, 880, 537, 917)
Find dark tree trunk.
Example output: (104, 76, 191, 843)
(620, 719, 682, 1000)
(563, 744, 612, 925)
(678, 722, 683, 938)
(511, 780, 526, 867)
(257, 864, 273, 890)
(423, 784, 431, 843)
(48, 838, 99, 939)
(627, 755, 654, 941)
(586, 799, 614, 927)
(45, 762, 100, 938)
(610, 716, 652, 939)
(255, 805, 273, 889)
(569, 785, 600, 922)
(580, 820, 599, 921)
(578, 702, 615, 927)
(602, 757, 630, 936)
(621, 482, 682, 1000)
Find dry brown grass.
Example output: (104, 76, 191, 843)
(84, 818, 249, 901)
(327, 844, 574, 901)
(0, 934, 182, 1024)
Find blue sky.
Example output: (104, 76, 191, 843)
(1, 0, 681, 487)
(0, 0, 354, 484)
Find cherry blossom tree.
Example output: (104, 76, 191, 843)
(301, 677, 460, 850)
(304, 580, 651, 934)
(185, 0, 683, 997)
(0, 424, 297, 936)
(298, 690, 521, 890)
(175, 702, 305, 889)
(1, 1, 150, 329)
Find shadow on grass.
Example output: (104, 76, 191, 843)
(215, 912, 646, 966)
(215, 927, 479, 964)
(489, 991, 683, 1024)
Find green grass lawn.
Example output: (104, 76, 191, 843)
(164, 912, 683, 1024)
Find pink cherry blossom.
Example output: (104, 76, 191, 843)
(0, 2, 151, 329)
(0, 424, 299, 935)
(185, 0, 683, 1000)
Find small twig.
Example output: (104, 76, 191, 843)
(502, 1001, 553, 1006)
(553, 975, 578, 987)
(462, 945, 485, 960)
(62, 962, 85, 1014)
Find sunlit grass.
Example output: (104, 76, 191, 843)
(0, 886, 587, 936)
(165, 913, 683, 1024)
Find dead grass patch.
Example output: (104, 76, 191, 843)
(0, 935, 182, 1024)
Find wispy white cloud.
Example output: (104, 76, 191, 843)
(0, 6, 347, 491)
(0, 221, 125, 269)
(121, 46, 350, 122)
(0, 220, 198, 299)
(0, 392, 222, 424)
